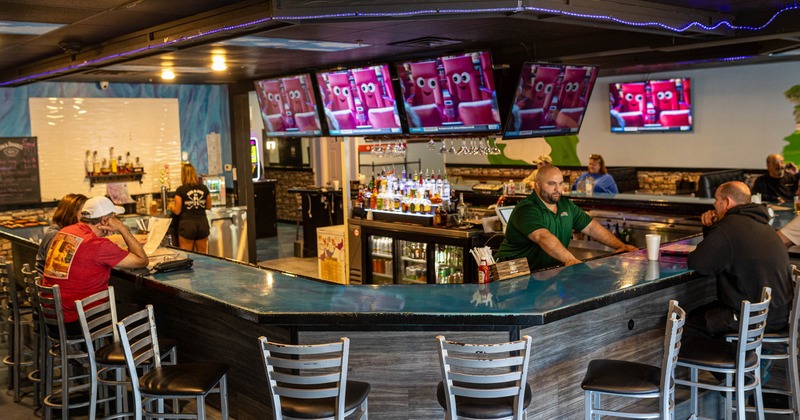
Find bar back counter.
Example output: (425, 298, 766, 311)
(2, 193, 792, 419)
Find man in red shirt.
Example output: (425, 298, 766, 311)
(43, 196, 148, 334)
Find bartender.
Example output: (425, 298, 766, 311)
(495, 165, 636, 269)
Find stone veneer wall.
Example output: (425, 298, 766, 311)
(447, 166, 716, 196)
(0, 206, 56, 261)
(264, 169, 315, 222)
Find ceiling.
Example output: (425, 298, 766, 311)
(2, 0, 800, 87)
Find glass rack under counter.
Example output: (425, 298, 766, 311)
(350, 218, 484, 284)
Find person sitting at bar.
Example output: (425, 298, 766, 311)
(687, 181, 792, 338)
(42, 196, 148, 335)
(572, 153, 618, 194)
(36, 193, 87, 275)
(495, 165, 636, 270)
(521, 154, 552, 190)
(751, 153, 799, 203)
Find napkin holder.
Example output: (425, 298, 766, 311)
(489, 258, 530, 282)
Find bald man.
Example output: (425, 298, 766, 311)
(688, 181, 792, 337)
(751, 153, 800, 203)
(495, 165, 636, 270)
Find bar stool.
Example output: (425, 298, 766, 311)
(581, 300, 686, 419)
(117, 304, 228, 419)
(436, 334, 533, 420)
(675, 287, 772, 420)
(20, 263, 43, 408)
(1, 258, 36, 403)
(36, 280, 93, 420)
(258, 335, 370, 420)
(722, 266, 800, 417)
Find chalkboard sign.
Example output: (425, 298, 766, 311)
(0, 137, 41, 204)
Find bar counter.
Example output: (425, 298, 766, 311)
(1, 199, 793, 419)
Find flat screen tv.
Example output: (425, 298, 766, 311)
(315, 64, 403, 136)
(503, 63, 598, 139)
(254, 73, 323, 137)
(609, 78, 692, 133)
(396, 51, 501, 134)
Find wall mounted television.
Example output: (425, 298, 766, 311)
(315, 64, 403, 136)
(396, 51, 501, 134)
(609, 78, 692, 133)
(254, 73, 323, 137)
(503, 63, 598, 139)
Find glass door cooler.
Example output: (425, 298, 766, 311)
(352, 218, 482, 285)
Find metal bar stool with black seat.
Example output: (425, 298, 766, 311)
(722, 266, 800, 417)
(1, 258, 36, 403)
(76, 286, 179, 419)
(675, 287, 772, 420)
(20, 263, 43, 408)
(436, 334, 533, 420)
(116, 304, 228, 420)
(36, 280, 93, 420)
(581, 300, 686, 419)
(257, 335, 370, 420)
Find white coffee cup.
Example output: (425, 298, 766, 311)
(645, 234, 661, 261)
(645, 260, 660, 280)
(333, 180, 340, 190)
(752, 193, 762, 204)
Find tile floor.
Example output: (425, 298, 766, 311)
(256, 222, 319, 279)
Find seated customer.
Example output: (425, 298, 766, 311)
(572, 154, 618, 194)
(42, 196, 148, 335)
(495, 166, 636, 270)
(35, 193, 87, 275)
(687, 181, 792, 338)
(521, 154, 552, 190)
(751, 153, 800, 203)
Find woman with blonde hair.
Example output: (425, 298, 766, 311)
(36, 193, 88, 274)
(171, 163, 212, 253)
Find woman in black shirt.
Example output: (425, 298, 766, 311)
(171, 163, 212, 253)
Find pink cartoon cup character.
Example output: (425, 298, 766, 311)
(282, 76, 319, 132)
(352, 68, 386, 111)
(554, 67, 589, 128)
(408, 61, 445, 127)
(616, 82, 647, 127)
(442, 55, 482, 104)
(650, 80, 691, 127)
(518, 66, 560, 128)
(324, 72, 357, 130)
(258, 80, 286, 132)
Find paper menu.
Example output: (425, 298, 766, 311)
(144, 216, 172, 255)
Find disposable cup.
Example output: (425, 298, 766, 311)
(333, 180, 340, 190)
(645, 234, 661, 261)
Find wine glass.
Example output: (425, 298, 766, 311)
(373, 141, 384, 158)
(448, 139, 457, 155)
(457, 139, 469, 155)
(489, 138, 501, 155)
(438, 139, 447, 154)
(427, 138, 436, 150)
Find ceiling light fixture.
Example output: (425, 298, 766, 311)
(211, 55, 227, 71)
(161, 69, 175, 80)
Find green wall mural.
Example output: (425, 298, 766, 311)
(490, 134, 582, 166)
(784, 85, 800, 164)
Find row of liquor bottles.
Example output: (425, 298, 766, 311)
(84, 147, 143, 176)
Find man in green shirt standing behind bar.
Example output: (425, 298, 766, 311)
(495, 165, 637, 270)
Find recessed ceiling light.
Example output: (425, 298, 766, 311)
(161, 69, 175, 80)
(211, 55, 227, 71)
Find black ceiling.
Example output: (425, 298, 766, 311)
(1, 0, 800, 86)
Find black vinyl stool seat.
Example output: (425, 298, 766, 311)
(117, 304, 228, 420)
(581, 300, 686, 419)
(436, 380, 532, 419)
(675, 287, 772, 420)
(258, 335, 370, 420)
(436, 335, 532, 420)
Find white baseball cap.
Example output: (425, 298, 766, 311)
(81, 196, 125, 218)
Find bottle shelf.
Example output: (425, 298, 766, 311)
(373, 272, 393, 279)
(86, 172, 145, 187)
(401, 256, 427, 264)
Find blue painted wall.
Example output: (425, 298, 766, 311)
(0, 82, 231, 187)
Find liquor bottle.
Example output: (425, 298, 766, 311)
(110, 151, 118, 174)
(100, 158, 110, 175)
(125, 152, 133, 174)
(457, 193, 468, 224)
(109, 147, 115, 173)
(134, 157, 143, 173)
(478, 257, 490, 284)
(621, 219, 634, 245)
(93, 151, 101, 175)
(84, 150, 93, 177)
(614, 223, 621, 239)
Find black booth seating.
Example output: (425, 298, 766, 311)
(606, 167, 639, 193)
(696, 169, 744, 198)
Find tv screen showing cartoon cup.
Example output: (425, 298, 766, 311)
(254, 73, 323, 137)
(609, 78, 693, 133)
(503, 63, 598, 139)
(396, 51, 501, 134)
(315, 64, 403, 136)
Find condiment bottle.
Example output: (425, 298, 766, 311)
(478, 257, 490, 284)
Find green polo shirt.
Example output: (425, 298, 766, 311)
(495, 192, 592, 270)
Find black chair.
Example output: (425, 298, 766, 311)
(606, 167, 639, 193)
(696, 169, 744, 198)
(581, 300, 686, 419)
